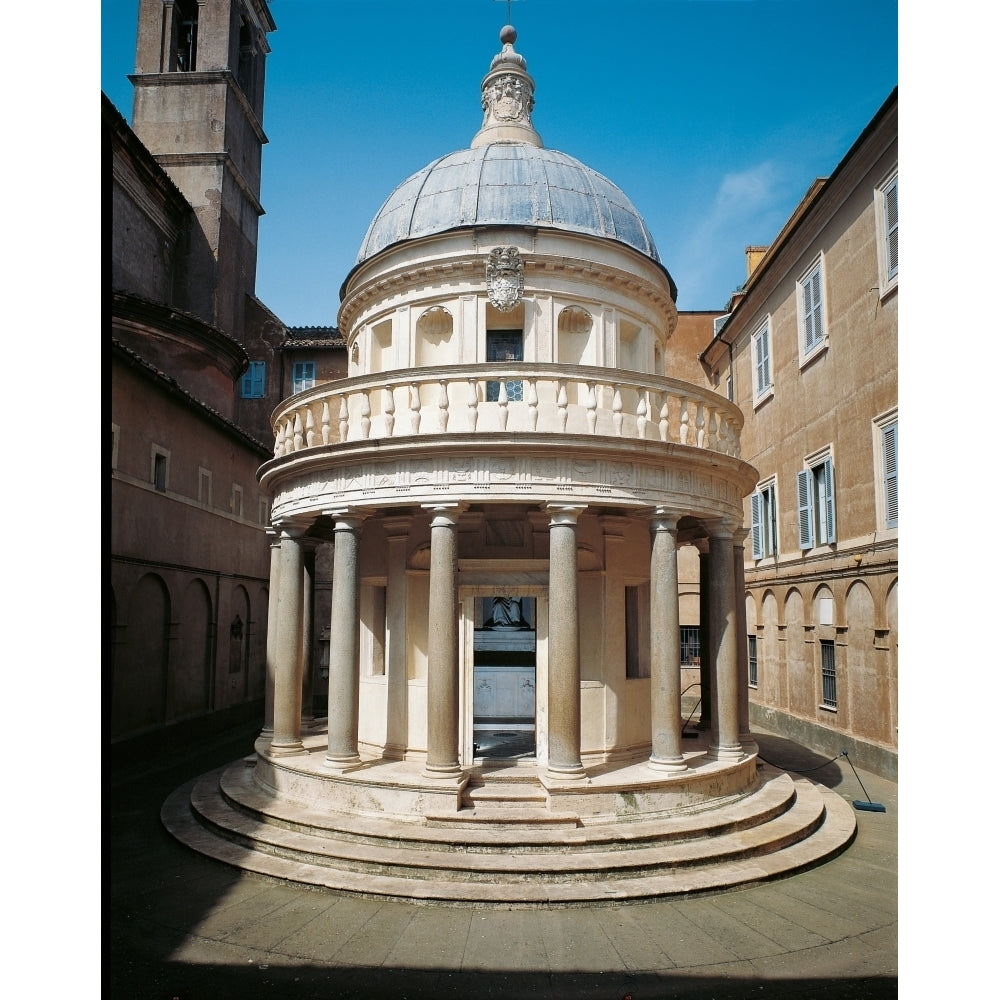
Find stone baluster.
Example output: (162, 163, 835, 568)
(467, 377, 479, 431)
(360, 391, 371, 440)
(636, 390, 648, 439)
(708, 408, 718, 451)
(321, 401, 332, 445)
(293, 412, 304, 451)
(586, 383, 597, 434)
(527, 379, 538, 431)
(679, 397, 689, 445)
(338, 394, 348, 442)
(384, 385, 395, 437)
(557, 380, 568, 432)
(659, 392, 669, 442)
(612, 384, 623, 436)
(498, 379, 509, 431)
(696, 403, 706, 449)
(438, 379, 449, 432)
(305, 407, 316, 447)
(409, 383, 421, 434)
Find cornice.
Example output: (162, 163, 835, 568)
(339, 252, 677, 339)
(111, 337, 272, 458)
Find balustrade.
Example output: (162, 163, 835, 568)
(270, 365, 743, 459)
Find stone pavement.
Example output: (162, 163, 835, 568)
(107, 722, 897, 999)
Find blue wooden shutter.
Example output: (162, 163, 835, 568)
(819, 457, 836, 543)
(241, 361, 265, 398)
(750, 491, 763, 560)
(796, 469, 814, 549)
(883, 423, 898, 527)
(884, 178, 898, 279)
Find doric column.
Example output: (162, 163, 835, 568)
(732, 528, 756, 750)
(383, 515, 413, 759)
(423, 504, 463, 777)
(709, 518, 743, 760)
(649, 509, 687, 771)
(301, 544, 316, 724)
(259, 529, 281, 741)
(697, 539, 712, 727)
(270, 521, 308, 756)
(324, 512, 366, 769)
(546, 504, 587, 779)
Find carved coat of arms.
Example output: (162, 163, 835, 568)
(486, 246, 524, 312)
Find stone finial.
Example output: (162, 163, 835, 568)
(471, 25, 543, 148)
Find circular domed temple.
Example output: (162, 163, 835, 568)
(164, 25, 855, 904)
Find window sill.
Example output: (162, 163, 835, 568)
(819, 704, 838, 714)
(878, 277, 898, 303)
(798, 339, 828, 372)
(752, 386, 774, 410)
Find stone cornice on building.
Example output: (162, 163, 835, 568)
(150, 150, 266, 218)
(261, 433, 757, 526)
(104, 93, 190, 230)
(339, 245, 677, 341)
(112, 291, 249, 381)
(129, 70, 269, 146)
(112, 337, 273, 458)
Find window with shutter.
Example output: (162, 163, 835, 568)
(884, 177, 898, 279)
(751, 320, 772, 402)
(750, 491, 763, 560)
(241, 361, 266, 398)
(750, 480, 777, 559)
(798, 259, 826, 363)
(292, 361, 316, 394)
(882, 421, 898, 528)
(797, 452, 836, 549)
(797, 469, 814, 550)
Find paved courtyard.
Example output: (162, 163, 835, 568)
(108, 721, 897, 999)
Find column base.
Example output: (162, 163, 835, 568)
(546, 763, 589, 781)
(324, 753, 364, 773)
(708, 742, 745, 761)
(268, 739, 306, 757)
(647, 755, 688, 773)
(422, 763, 464, 779)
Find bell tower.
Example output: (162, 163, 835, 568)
(130, 0, 276, 341)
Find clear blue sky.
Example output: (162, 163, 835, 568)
(102, 0, 898, 326)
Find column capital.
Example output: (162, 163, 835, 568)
(546, 502, 586, 527)
(707, 516, 741, 540)
(272, 517, 310, 539)
(321, 507, 369, 533)
(422, 501, 465, 528)
(649, 506, 683, 533)
(730, 526, 750, 547)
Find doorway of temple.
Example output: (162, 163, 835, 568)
(471, 595, 536, 760)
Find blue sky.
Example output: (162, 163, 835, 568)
(102, 0, 898, 326)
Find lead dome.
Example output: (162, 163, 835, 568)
(352, 26, 666, 281)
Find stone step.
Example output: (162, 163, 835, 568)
(177, 766, 831, 885)
(162, 774, 856, 906)
(215, 761, 800, 852)
(463, 782, 548, 805)
(425, 806, 581, 829)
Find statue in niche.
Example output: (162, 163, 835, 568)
(486, 596, 529, 630)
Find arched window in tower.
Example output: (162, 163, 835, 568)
(172, 0, 199, 72)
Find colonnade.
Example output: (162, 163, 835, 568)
(262, 504, 750, 779)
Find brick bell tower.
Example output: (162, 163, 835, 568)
(129, 0, 276, 342)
